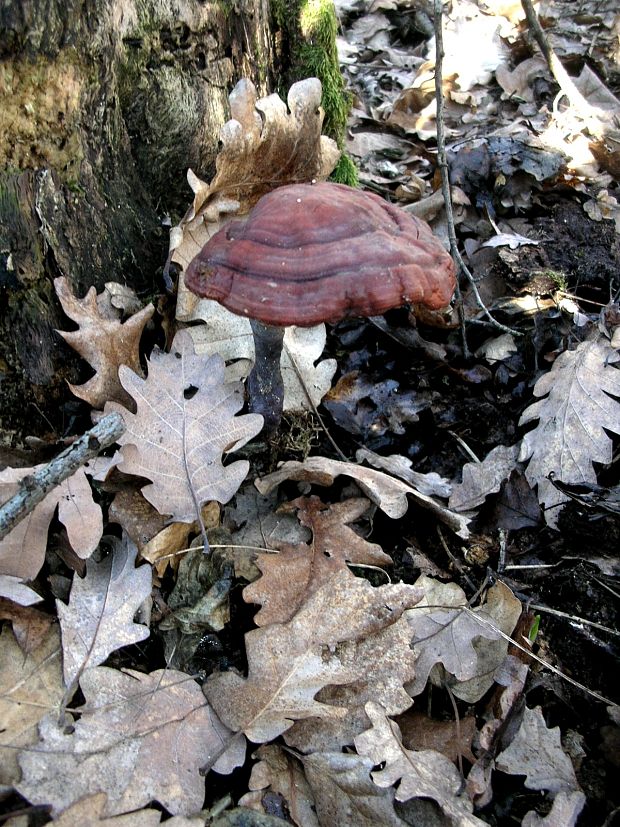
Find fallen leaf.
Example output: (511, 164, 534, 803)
(356, 448, 452, 498)
(0, 465, 103, 580)
(518, 337, 620, 527)
(55, 276, 154, 409)
(243, 496, 392, 626)
(0, 625, 64, 787)
(50, 792, 164, 826)
(57, 533, 151, 691)
(522, 790, 586, 827)
(476, 334, 518, 364)
(187, 314, 337, 413)
(205, 571, 422, 746)
(496, 705, 580, 795)
(302, 751, 406, 827)
(239, 745, 319, 827)
(406, 577, 521, 702)
(170, 77, 340, 318)
(255, 455, 470, 538)
(449, 444, 520, 512)
(107, 329, 263, 524)
(0, 577, 43, 606)
(395, 711, 476, 764)
(354, 701, 485, 826)
(17, 666, 241, 817)
(0, 599, 53, 652)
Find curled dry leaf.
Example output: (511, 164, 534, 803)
(0, 625, 64, 788)
(17, 666, 242, 817)
(57, 533, 151, 691)
(518, 337, 620, 527)
(243, 496, 392, 626)
(354, 701, 486, 827)
(496, 705, 580, 795)
(170, 76, 340, 319)
(205, 571, 422, 746)
(54, 276, 154, 410)
(449, 444, 520, 512)
(107, 329, 263, 524)
(0, 465, 102, 580)
(255, 455, 470, 538)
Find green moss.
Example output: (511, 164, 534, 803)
(273, 0, 358, 185)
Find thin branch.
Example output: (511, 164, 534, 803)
(0, 412, 125, 541)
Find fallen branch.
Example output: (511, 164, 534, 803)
(0, 412, 125, 541)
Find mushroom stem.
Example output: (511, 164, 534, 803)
(247, 319, 285, 433)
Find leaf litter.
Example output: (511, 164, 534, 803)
(1, 10, 620, 824)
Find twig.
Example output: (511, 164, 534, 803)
(0, 412, 125, 541)
(529, 603, 620, 638)
(433, 0, 521, 347)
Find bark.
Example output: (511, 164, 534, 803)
(0, 0, 277, 437)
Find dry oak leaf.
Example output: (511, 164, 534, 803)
(519, 337, 620, 527)
(449, 444, 520, 512)
(17, 666, 241, 817)
(255, 455, 470, 539)
(0, 625, 64, 787)
(239, 744, 319, 827)
(522, 790, 586, 827)
(354, 702, 486, 827)
(496, 705, 580, 795)
(107, 329, 263, 524)
(243, 496, 392, 626)
(169, 76, 340, 317)
(0, 576, 42, 606)
(0, 598, 54, 653)
(0, 464, 102, 580)
(57, 534, 151, 691)
(302, 751, 407, 827)
(406, 577, 521, 702)
(49, 792, 208, 826)
(187, 314, 337, 414)
(204, 571, 422, 745)
(55, 276, 154, 410)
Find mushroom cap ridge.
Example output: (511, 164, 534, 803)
(185, 182, 456, 327)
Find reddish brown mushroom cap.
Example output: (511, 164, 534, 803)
(185, 182, 456, 327)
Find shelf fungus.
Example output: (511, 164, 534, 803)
(185, 182, 456, 432)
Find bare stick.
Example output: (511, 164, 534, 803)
(0, 412, 125, 541)
(433, 0, 520, 344)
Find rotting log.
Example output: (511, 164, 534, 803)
(0, 0, 277, 438)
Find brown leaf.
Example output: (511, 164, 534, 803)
(169, 77, 340, 303)
(55, 276, 154, 409)
(0, 465, 102, 580)
(354, 702, 485, 826)
(0, 576, 43, 606)
(17, 666, 241, 817)
(255, 455, 470, 538)
(50, 793, 164, 826)
(57, 534, 151, 691)
(302, 751, 406, 827)
(205, 571, 422, 745)
(0, 625, 64, 787)
(0, 599, 53, 653)
(449, 444, 520, 512)
(395, 711, 476, 764)
(107, 329, 263, 523)
(239, 745, 319, 827)
(243, 496, 392, 626)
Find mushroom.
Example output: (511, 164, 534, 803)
(185, 182, 456, 432)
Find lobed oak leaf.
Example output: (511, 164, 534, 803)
(244, 496, 392, 626)
(204, 571, 422, 746)
(496, 705, 580, 795)
(107, 329, 263, 524)
(57, 533, 151, 691)
(55, 276, 154, 409)
(170, 77, 340, 319)
(0, 625, 64, 787)
(519, 337, 620, 527)
(354, 702, 486, 827)
(17, 666, 241, 817)
(449, 444, 520, 512)
(0, 465, 102, 580)
(255, 455, 470, 538)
